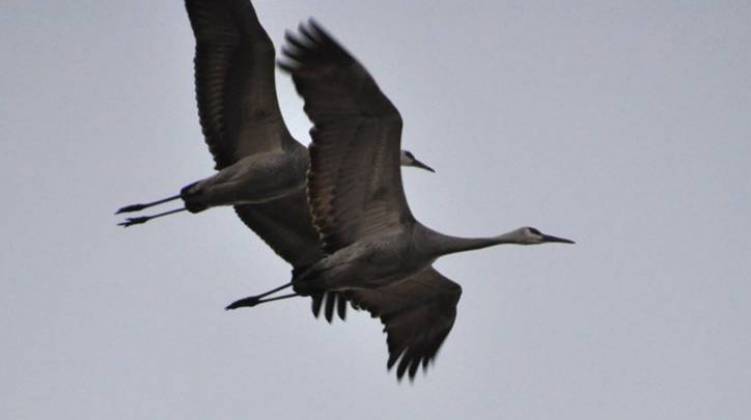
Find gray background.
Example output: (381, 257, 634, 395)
(2, 1, 750, 419)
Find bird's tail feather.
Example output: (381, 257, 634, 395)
(292, 264, 348, 322)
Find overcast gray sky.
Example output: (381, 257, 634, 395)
(2, 1, 750, 419)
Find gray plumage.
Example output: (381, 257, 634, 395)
(280, 20, 574, 380)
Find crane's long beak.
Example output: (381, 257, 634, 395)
(542, 234, 575, 244)
(412, 159, 435, 173)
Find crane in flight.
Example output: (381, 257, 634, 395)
(115, 0, 434, 228)
(229, 20, 574, 381)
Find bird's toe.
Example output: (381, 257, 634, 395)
(118, 217, 149, 227)
(115, 204, 147, 214)
(225, 296, 260, 310)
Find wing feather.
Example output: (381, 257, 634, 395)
(186, 0, 295, 169)
(346, 267, 462, 381)
(187, 6, 349, 320)
(279, 20, 413, 253)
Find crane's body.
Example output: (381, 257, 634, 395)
(228, 20, 574, 381)
(181, 146, 308, 212)
(294, 229, 425, 294)
(293, 223, 572, 296)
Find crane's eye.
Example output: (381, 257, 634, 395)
(528, 228, 542, 235)
(405, 151, 414, 159)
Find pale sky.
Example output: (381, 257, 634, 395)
(2, 1, 750, 419)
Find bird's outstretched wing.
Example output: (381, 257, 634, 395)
(346, 267, 462, 380)
(186, 0, 297, 170)
(279, 20, 414, 254)
(186, 5, 347, 319)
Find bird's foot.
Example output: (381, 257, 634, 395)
(225, 296, 262, 310)
(117, 216, 150, 227)
(116, 204, 149, 214)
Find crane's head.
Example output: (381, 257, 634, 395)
(400, 150, 435, 173)
(515, 226, 575, 245)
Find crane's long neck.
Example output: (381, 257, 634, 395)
(420, 227, 523, 258)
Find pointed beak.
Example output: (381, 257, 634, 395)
(412, 159, 435, 173)
(542, 234, 575, 244)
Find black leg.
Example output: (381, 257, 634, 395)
(116, 194, 182, 214)
(225, 282, 294, 310)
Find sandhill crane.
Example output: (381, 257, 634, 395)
(229, 21, 574, 380)
(115, 0, 434, 228)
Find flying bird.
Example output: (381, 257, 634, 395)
(115, 0, 434, 228)
(231, 20, 574, 381)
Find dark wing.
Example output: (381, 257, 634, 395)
(279, 20, 414, 253)
(186, 5, 346, 319)
(234, 192, 348, 322)
(346, 267, 462, 381)
(186, 0, 297, 170)
(234, 192, 323, 269)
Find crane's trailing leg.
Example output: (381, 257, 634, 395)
(118, 208, 187, 227)
(116, 194, 182, 214)
(225, 282, 295, 310)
